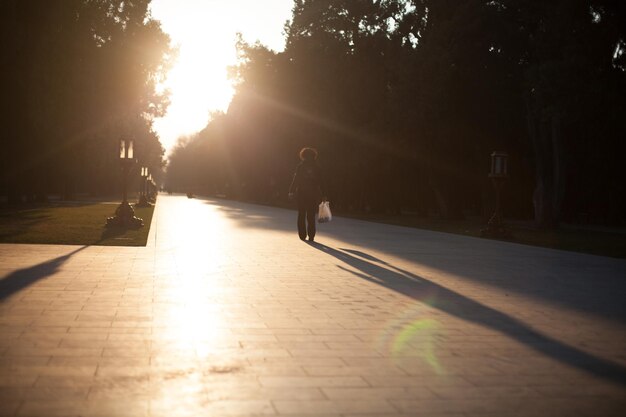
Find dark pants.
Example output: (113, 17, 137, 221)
(297, 198, 318, 240)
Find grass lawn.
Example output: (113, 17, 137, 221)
(334, 211, 626, 259)
(0, 202, 154, 246)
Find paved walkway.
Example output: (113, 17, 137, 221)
(0, 194, 625, 417)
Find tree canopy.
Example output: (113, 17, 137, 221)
(7, 1, 622, 227)
(0, 0, 173, 203)
(167, 0, 626, 227)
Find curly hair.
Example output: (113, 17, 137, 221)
(299, 147, 318, 161)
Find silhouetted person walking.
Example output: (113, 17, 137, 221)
(289, 147, 324, 241)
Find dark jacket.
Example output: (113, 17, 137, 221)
(289, 160, 323, 204)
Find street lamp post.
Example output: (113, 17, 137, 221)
(106, 138, 143, 228)
(144, 169, 149, 197)
(147, 174, 156, 203)
(137, 166, 151, 207)
(481, 151, 511, 238)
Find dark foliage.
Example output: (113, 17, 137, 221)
(57, 0, 624, 227)
(0, 0, 172, 203)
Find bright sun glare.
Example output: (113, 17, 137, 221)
(150, 0, 294, 154)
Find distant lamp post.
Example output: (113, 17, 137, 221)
(106, 138, 143, 228)
(137, 166, 151, 207)
(481, 151, 511, 238)
(147, 174, 156, 202)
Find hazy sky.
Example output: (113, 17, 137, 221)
(149, 0, 294, 153)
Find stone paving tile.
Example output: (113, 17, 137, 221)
(344, 415, 464, 417)
(273, 399, 397, 414)
(321, 386, 437, 400)
(17, 400, 149, 417)
(0, 375, 37, 388)
(259, 376, 369, 388)
(1, 195, 625, 416)
(302, 365, 407, 376)
(0, 402, 21, 417)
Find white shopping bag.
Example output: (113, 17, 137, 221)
(318, 201, 332, 223)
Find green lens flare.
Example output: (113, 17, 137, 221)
(385, 316, 444, 375)
(392, 319, 435, 354)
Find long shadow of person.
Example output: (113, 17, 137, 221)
(308, 243, 626, 386)
(0, 246, 87, 302)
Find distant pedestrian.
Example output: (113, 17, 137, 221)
(289, 147, 325, 241)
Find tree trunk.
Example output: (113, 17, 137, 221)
(551, 114, 565, 225)
(428, 175, 463, 220)
(432, 184, 449, 219)
(526, 92, 565, 229)
(7, 185, 22, 206)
